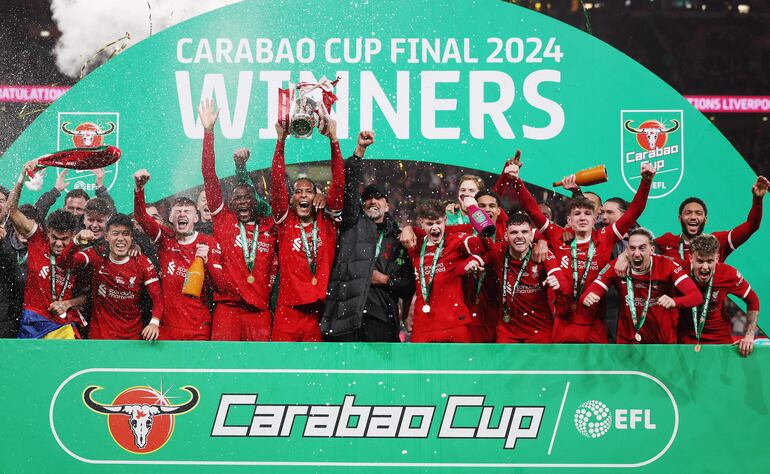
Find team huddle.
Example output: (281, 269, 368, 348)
(4, 98, 767, 354)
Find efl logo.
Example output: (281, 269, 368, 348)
(573, 399, 656, 440)
(56, 112, 120, 191)
(620, 110, 684, 199)
(83, 384, 198, 454)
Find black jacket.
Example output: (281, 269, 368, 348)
(0, 228, 29, 337)
(321, 155, 414, 336)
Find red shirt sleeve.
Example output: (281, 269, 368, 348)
(671, 267, 703, 308)
(581, 262, 618, 303)
(543, 251, 571, 297)
(201, 131, 225, 216)
(142, 256, 163, 321)
(326, 141, 345, 213)
(725, 265, 760, 312)
(612, 177, 651, 240)
(134, 188, 172, 243)
(271, 140, 289, 223)
(725, 196, 763, 252)
(510, 176, 550, 232)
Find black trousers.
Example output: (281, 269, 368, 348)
(325, 316, 400, 342)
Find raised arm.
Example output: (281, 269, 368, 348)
(613, 163, 655, 238)
(93, 168, 116, 211)
(7, 160, 39, 238)
(271, 122, 290, 222)
(341, 131, 374, 229)
(669, 274, 702, 309)
(726, 176, 768, 251)
(133, 169, 171, 243)
(233, 148, 272, 218)
(198, 98, 225, 216)
(318, 114, 344, 213)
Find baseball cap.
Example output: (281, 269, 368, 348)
(361, 183, 388, 202)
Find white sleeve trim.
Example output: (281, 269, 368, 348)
(674, 275, 688, 286)
(274, 209, 289, 225)
(149, 318, 160, 326)
(77, 251, 89, 266)
(210, 201, 225, 217)
(596, 280, 609, 291)
(611, 222, 623, 240)
(144, 277, 159, 286)
(471, 254, 485, 266)
(153, 228, 162, 244)
(212, 264, 222, 270)
(727, 230, 736, 250)
(742, 285, 752, 299)
(463, 235, 475, 255)
(24, 223, 38, 240)
(538, 218, 550, 234)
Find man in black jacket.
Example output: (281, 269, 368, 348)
(322, 131, 415, 342)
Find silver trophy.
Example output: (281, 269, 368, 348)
(289, 89, 318, 139)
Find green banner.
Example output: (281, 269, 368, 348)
(1, 340, 768, 472)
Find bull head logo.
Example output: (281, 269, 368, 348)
(624, 119, 679, 151)
(83, 385, 198, 449)
(61, 121, 115, 148)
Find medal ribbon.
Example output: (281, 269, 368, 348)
(299, 220, 318, 275)
(473, 234, 495, 299)
(239, 222, 259, 273)
(571, 239, 596, 300)
(625, 258, 654, 334)
(678, 235, 686, 260)
(419, 237, 445, 306)
(49, 253, 71, 302)
(691, 274, 714, 343)
(502, 249, 532, 319)
(374, 232, 385, 258)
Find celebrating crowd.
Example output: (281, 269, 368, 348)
(0, 98, 767, 355)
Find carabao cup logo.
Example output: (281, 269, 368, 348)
(574, 400, 612, 439)
(83, 385, 199, 454)
(620, 110, 684, 199)
(56, 112, 120, 192)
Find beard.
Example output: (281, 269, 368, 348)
(680, 220, 705, 238)
(364, 207, 384, 221)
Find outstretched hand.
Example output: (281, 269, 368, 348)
(197, 98, 219, 132)
(134, 169, 150, 190)
(640, 162, 656, 181)
(355, 130, 375, 157)
(752, 176, 769, 198)
(55, 169, 69, 192)
(233, 148, 250, 166)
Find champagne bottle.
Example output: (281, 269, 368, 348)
(182, 257, 205, 297)
(553, 165, 608, 187)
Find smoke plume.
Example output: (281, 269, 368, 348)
(50, 0, 239, 78)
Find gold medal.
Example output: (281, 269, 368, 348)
(311, 276, 318, 286)
(422, 304, 431, 313)
(634, 332, 642, 342)
(694, 343, 701, 353)
(247, 275, 255, 284)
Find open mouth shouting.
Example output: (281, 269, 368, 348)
(428, 227, 442, 243)
(685, 219, 701, 236)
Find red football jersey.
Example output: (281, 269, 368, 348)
(678, 263, 759, 344)
(507, 173, 651, 330)
(135, 189, 224, 335)
(73, 249, 161, 340)
(407, 232, 480, 336)
(586, 254, 700, 344)
(655, 195, 762, 265)
(271, 138, 344, 308)
(202, 131, 277, 311)
(22, 224, 78, 324)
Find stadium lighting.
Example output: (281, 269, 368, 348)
(39, 30, 50, 37)
(737, 4, 750, 14)
(584, 2, 593, 9)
